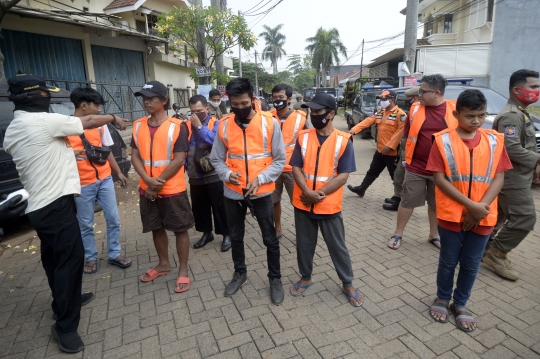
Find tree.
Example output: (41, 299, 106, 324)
(293, 69, 316, 93)
(305, 27, 347, 86)
(259, 24, 286, 75)
(157, 4, 256, 84)
(287, 54, 303, 76)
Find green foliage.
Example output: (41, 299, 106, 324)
(306, 27, 347, 86)
(293, 69, 316, 93)
(259, 24, 286, 75)
(157, 5, 256, 69)
(231, 58, 294, 93)
(287, 54, 303, 76)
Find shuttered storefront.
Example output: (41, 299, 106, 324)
(91, 45, 146, 120)
(0, 29, 86, 82)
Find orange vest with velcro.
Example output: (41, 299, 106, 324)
(433, 128, 504, 226)
(292, 128, 351, 214)
(132, 116, 187, 194)
(68, 126, 112, 186)
(405, 100, 457, 164)
(218, 112, 275, 196)
(271, 109, 307, 172)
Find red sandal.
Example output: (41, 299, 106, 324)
(140, 268, 170, 283)
(175, 277, 191, 293)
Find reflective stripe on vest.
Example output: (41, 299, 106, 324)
(407, 105, 421, 143)
(440, 132, 498, 185)
(138, 121, 177, 168)
(226, 115, 272, 160)
(301, 133, 343, 183)
(286, 113, 303, 148)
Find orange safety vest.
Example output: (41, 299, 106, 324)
(292, 128, 351, 214)
(433, 128, 504, 226)
(218, 112, 275, 196)
(132, 116, 187, 195)
(405, 100, 457, 164)
(68, 126, 112, 186)
(270, 109, 307, 172)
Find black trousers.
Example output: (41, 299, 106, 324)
(224, 195, 281, 279)
(27, 195, 84, 333)
(190, 181, 230, 236)
(362, 151, 397, 188)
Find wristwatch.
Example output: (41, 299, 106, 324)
(109, 114, 117, 125)
(197, 125, 203, 130)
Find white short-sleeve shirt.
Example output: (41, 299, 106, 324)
(4, 111, 84, 213)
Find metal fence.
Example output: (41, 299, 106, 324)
(46, 80, 146, 121)
(173, 88, 191, 109)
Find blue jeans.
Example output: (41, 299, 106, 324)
(74, 176, 121, 261)
(436, 225, 490, 308)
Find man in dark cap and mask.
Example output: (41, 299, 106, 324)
(3, 74, 126, 353)
(288, 93, 364, 308)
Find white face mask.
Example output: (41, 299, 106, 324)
(379, 100, 390, 109)
(210, 100, 221, 108)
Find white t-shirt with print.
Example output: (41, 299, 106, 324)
(4, 111, 84, 213)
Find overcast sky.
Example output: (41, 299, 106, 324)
(201, 0, 424, 73)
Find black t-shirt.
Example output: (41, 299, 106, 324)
(130, 122, 190, 153)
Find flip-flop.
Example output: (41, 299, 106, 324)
(290, 280, 314, 297)
(341, 288, 364, 307)
(388, 235, 402, 250)
(84, 261, 98, 274)
(175, 277, 191, 293)
(429, 237, 441, 248)
(108, 256, 132, 268)
(450, 303, 477, 332)
(430, 298, 449, 323)
(140, 268, 170, 283)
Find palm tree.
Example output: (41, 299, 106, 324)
(305, 27, 347, 86)
(259, 24, 286, 75)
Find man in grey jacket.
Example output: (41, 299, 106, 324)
(210, 78, 286, 305)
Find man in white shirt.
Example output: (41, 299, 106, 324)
(3, 75, 126, 353)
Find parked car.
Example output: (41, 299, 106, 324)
(257, 96, 271, 111)
(0, 82, 131, 198)
(336, 86, 345, 107)
(392, 83, 540, 152)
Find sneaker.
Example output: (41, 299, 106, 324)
(347, 184, 367, 198)
(51, 324, 85, 353)
(483, 246, 519, 281)
(269, 278, 284, 305)
(224, 272, 247, 297)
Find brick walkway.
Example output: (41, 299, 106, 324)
(1, 116, 539, 358)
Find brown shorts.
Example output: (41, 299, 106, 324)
(271, 171, 295, 204)
(140, 192, 195, 233)
(400, 169, 436, 209)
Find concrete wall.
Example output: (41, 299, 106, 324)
(149, 60, 195, 88)
(489, 0, 540, 95)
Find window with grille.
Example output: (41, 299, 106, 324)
(136, 20, 146, 33)
(468, 0, 488, 30)
(444, 14, 453, 33)
(147, 15, 159, 36)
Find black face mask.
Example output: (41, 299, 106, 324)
(310, 111, 331, 130)
(231, 105, 252, 123)
(273, 100, 288, 111)
(14, 95, 51, 113)
(195, 111, 207, 121)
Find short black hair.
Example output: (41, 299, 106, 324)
(421, 74, 448, 95)
(8, 90, 43, 102)
(189, 94, 208, 107)
(456, 89, 486, 112)
(70, 87, 105, 109)
(226, 77, 254, 99)
(209, 89, 221, 98)
(272, 83, 293, 98)
(509, 69, 539, 91)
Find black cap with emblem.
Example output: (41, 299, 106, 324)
(301, 93, 337, 111)
(134, 81, 168, 97)
(8, 74, 60, 95)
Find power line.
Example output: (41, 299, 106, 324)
(243, 0, 282, 17)
(241, 0, 268, 15)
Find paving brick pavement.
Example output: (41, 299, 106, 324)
(0, 116, 539, 358)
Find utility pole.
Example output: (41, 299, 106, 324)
(211, 0, 225, 76)
(359, 39, 364, 84)
(403, 0, 418, 84)
(254, 50, 259, 96)
(238, 10, 242, 77)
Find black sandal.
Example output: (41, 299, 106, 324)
(388, 235, 402, 250)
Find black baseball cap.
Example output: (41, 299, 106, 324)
(134, 81, 168, 97)
(301, 93, 337, 111)
(376, 90, 397, 99)
(8, 74, 60, 95)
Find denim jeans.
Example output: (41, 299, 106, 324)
(224, 195, 281, 279)
(74, 176, 121, 261)
(436, 225, 490, 308)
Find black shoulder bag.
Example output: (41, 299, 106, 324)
(79, 130, 111, 165)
